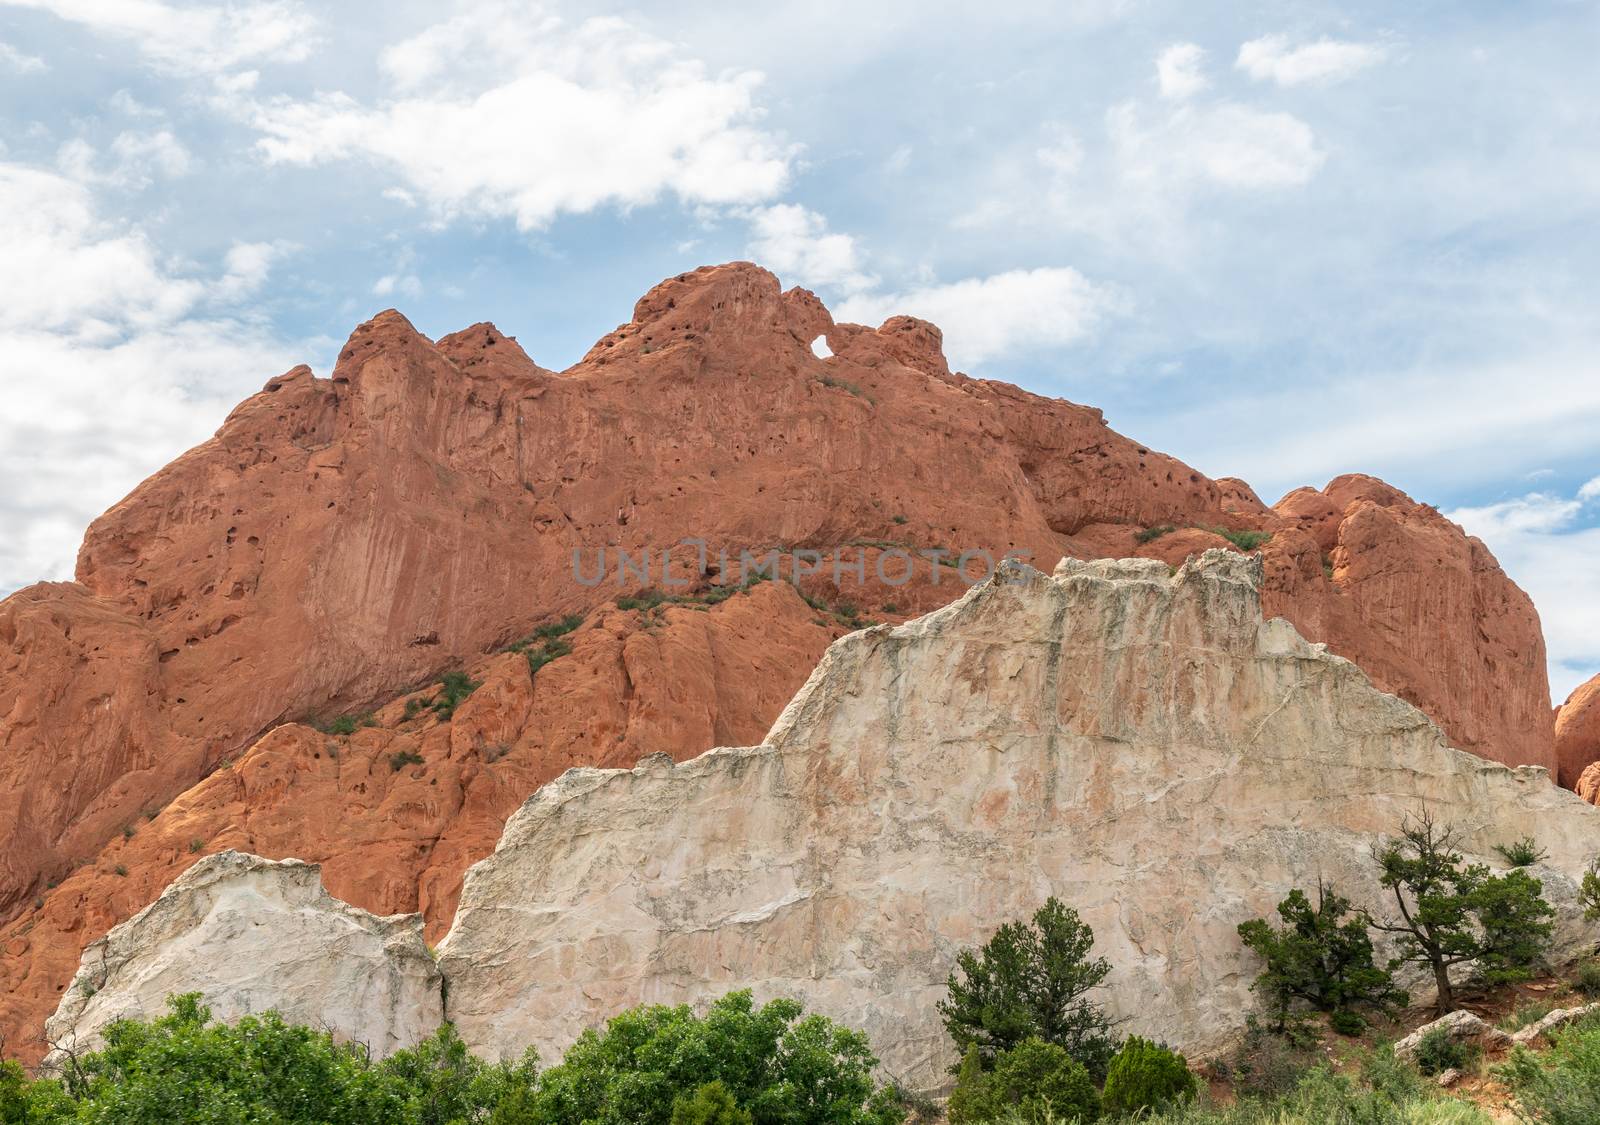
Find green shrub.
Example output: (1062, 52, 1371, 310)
(1494, 836, 1548, 867)
(946, 1046, 990, 1125)
(1501, 1012, 1600, 1124)
(390, 749, 425, 772)
(939, 897, 1115, 1079)
(1582, 857, 1600, 921)
(1237, 882, 1406, 1034)
(1501, 1001, 1555, 1032)
(523, 989, 904, 1125)
(1214, 1019, 1314, 1099)
(1412, 1025, 1472, 1076)
(1328, 1009, 1366, 1036)
(982, 1038, 1099, 1124)
(187, 839, 204, 853)
(430, 672, 481, 720)
(1101, 1036, 1196, 1116)
(1135, 525, 1176, 544)
(1209, 527, 1271, 552)
(818, 375, 874, 403)
(671, 1081, 754, 1125)
(1575, 959, 1600, 999)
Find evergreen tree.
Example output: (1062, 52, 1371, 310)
(1237, 881, 1407, 1032)
(1370, 809, 1555, 1014)
(937, 898, 1115, 1079)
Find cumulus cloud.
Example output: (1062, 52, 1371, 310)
(0, 38, 46, 72)
(0, 0, 317, 76)
(1448, 480, 1600, 702)
(1236, 34, 1387, 87)
(744, 204, 875, 293)
(247, 4, 792, 230)
(835, 267, 1128, 368)
(0, 162, 295, 593)
(1156, 43, 1208, 99)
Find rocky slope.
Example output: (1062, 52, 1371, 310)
(437, 552, 1600, 1091)
(0, 262, 1560, 1058)
(44, 851, 440, 1062)
(1556, 674, 1600, 794)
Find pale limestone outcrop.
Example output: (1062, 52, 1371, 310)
(45, 851, 441, 1061)
(438, 552, 1600, 1090)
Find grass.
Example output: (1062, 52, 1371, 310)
(389, 749, 425, 772)
(817, 375, 875, 403)
(616, 576, 768, 614)
(1211, 526, 1273, 552)
(1494, 836, 1549, 867)
(1501, 1001, 1556, 1032)
(317, 711, 377, 736)
(188, 839, 204, 854)
(1137, 524, 1177, 544)
(430, 672, 480, 720)
(113, 865, 128, 877)
(1499, 1010, 1600, 1123)
(507, 614, 584, 680)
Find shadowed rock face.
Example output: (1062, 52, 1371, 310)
(1557, 675, 1600, 793)
(44, 851, 441, 1063)
(437, 552, 1600, 1091)
(0, 262, 1560, 1059)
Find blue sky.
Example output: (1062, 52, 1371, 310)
(1, 0, 1598, 698)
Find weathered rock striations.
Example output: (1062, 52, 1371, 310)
(437, 552, 1600, 1090)
(1556, 674, 1600, 792)
(44, 851, 441, 1062)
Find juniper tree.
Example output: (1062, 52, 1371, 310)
(937, 897, 1115, 1079)
(1369, 809, 1554, 1015)
(1238, 881, 1407, 1033)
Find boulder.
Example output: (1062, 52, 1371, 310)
(44, 852, 441, 1062)
(438, 551, 1600, 1090)
(1508, 1002, 1600, 1047)
(1394, 1011, 1511, 1062)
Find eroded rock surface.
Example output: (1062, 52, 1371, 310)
(438, 552, 1600, 1090)
(45, 851, 441, 1061)
(1556, 674, 1600, 791)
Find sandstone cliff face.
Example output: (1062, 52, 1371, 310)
(44, 851, 440, 1062)
(0, 581, 837, 1064)
(1556, 675, 1600, 793)
(438, 552, 1600, 1090)
(0, 262, 1562, 1059)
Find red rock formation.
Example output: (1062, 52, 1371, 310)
(0, 261, 1561, 1059)
(0, 581, 840, 1062)
(1557, 675, 1600, 791)
(1579, 762, 1600, 806)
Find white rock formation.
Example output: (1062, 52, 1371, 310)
(46, 851, 442, 1061)
(438, 552, 1600, 1090)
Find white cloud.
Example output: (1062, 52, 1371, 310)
(745, 204, 874, 293)
(55, 128, 193, 189)
(1236, 34, 1387, 87)
(835, 267, 1128, 368)
(247, 5, 792, 230)
(1448, 480, 1600, 703)
(0, 38, 46, 72)
(0, 0, 317, 76)
(1110, 100, 1324, 190)
(1156, 43, 1208, 100)
(373, 273, 422, 300)
(0, 162, 295, 593)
